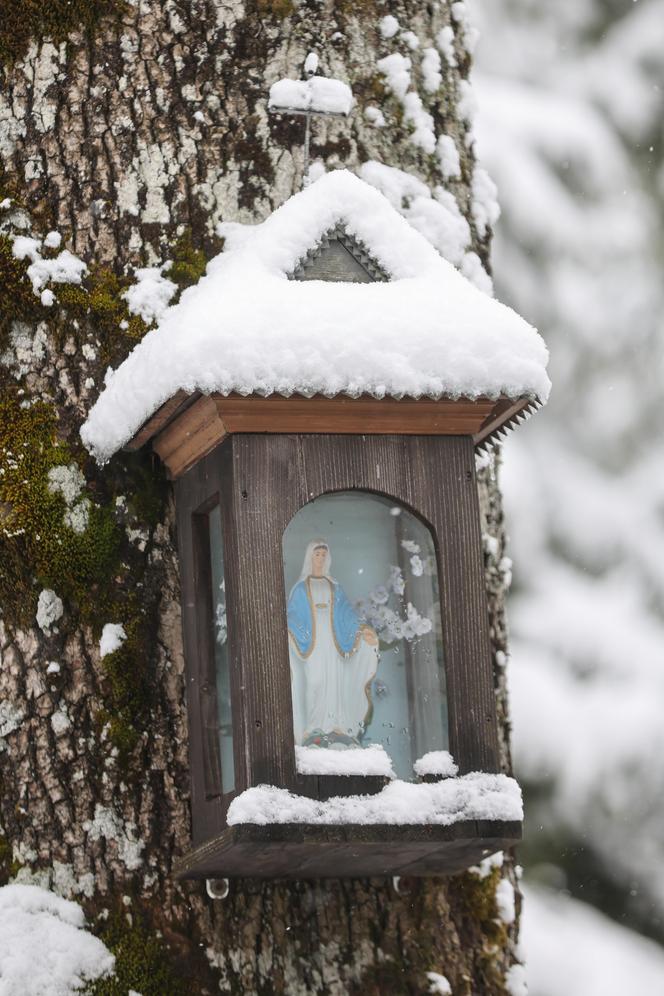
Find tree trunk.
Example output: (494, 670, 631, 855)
(0, 2, 521, 992)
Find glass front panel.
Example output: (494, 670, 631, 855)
(282, 491, 448, 780)
(209, 506, 235, 795)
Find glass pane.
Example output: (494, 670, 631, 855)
(283, 492, 448, 780)
(209, 507, 235, 795)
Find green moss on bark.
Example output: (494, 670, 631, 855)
(0, 397, 122, 625)
(453, 869, 511, 989)
(0, 235, 44, 351)
(0, 201, 173, 758)
(86, 913, 189, 996)
(0, 397, 168, 768)
(168, 230, 208, 292)
(336, 0, 381, 15)
(0, 835, 12, 885)
(255, 0, 295, 18)
(57, 267, 149, 367)
(0, 0, 127, 68)
(95, 609, 156, 761)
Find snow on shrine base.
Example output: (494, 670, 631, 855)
(174, 774, 523, 879)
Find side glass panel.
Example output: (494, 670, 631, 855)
(282, 491, 448, 780)
(208, 506, 235, 795)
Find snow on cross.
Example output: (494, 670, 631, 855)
(268, 76, 354, 116)
(268, 58, 354, 180)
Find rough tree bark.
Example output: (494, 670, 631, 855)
(0, 2, 522, 993)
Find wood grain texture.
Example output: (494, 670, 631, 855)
(154, 395, 227, 478)
(176, 443, 244, 844)
(174, 820, 522, 879)
(298, 774, 390, 801)
(176, 454, 225, 844)
(191, 511, 224, 802)
(217, 394, 497, 437)
(473, 396, 534, 446)
(225, 435, 300, 790)
(139, 394, 539, 479)
(125, 389, 194, 451)
(294, 238, 374, 282)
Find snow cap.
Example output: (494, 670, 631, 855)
(81, 169, 550, 464)
(268, 76, 354, 115)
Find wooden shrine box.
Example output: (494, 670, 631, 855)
(83, 171, 548, 880)
(165, 422, 525, 879)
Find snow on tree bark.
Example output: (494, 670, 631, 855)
(0, 2, 520, 992)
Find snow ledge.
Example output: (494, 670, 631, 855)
(295, 743, 395, 777)
(227, 772, 522, 826)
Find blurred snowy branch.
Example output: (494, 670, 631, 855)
(474, 0, 664, 985)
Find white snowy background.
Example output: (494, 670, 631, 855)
(473, 0, 664, 991)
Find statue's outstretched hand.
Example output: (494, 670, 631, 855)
(361, 625, 378, 647)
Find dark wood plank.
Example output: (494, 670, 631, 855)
(175, 456, 226, 844)
(223, 435, 303, 789)
(315, 775, 389, 800)
(124, 389, 194, 450)
(406, 437, 500, 773)
(173, 820, 522, 879)
(295, 775, 388, 800)
(191, 511, 224, 800)
(154, 396, 227, 478)
(475, 398, 542, 452)
(216, 394, 496, 436)
(473, 396, 532, 446)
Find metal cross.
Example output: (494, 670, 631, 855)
(268, 58, 353, 186)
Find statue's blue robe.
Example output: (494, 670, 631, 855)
(287, 577, 361, 657)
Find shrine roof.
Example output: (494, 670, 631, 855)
(81, 169, 550, 464)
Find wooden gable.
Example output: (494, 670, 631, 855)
(289, 225, 389, 283)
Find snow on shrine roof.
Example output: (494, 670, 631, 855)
(81, 170, 550, 464)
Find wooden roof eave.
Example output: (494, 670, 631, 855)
(124, 391, 541, 480)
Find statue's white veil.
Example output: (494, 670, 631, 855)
(298, 538, 331, 582)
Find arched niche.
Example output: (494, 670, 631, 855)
(282, 490, 448, 780)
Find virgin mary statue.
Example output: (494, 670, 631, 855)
(287, 539, 379, 748)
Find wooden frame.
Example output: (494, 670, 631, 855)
(128, 392, 540, 480)
(175, 821, 523, 880)
(174, 433, 520, 878)
(176, 449, 246, 844)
